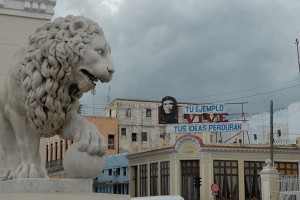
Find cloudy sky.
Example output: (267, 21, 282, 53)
(53, 0, 300, 116)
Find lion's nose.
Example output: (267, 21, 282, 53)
(107, 65, 115, 75)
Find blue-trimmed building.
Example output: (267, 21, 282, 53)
(93, 153, 129, 194)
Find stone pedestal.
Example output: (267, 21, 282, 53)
(260, 159, 279, 200)
(0, 193, 130, 200)
(0, 178, 130, 200)
(0, 178, 93, 193)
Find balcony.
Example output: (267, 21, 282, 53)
(46, 159, 63, 170)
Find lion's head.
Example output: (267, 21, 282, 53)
(19, 15, 114, 136)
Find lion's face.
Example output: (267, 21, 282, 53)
(70, 35, 115, 97)
(19, 16, 115, 136)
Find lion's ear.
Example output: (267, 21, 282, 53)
(69, 19, 88, 35)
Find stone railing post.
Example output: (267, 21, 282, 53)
(260, 159, 280, 200)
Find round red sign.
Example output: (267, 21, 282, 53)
(211, 183, 220, 193)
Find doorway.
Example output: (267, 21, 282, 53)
(181, 160, 200, 200)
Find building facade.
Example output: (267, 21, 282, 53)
(106, 98, 248, 154)
(106, 98, 166, 153)
(45, 116, 118, 178)
(128, 134, 300, 200)
(94, 153, 129, 194)
(107, 98, 300, 149)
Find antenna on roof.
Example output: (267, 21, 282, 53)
(295, 38, 300, 76)
(91, 88, 96, 116)
(107, 85, 111, 106)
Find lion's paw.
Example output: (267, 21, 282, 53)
(13, 164, 44, 179)
(74, 123, 107, 156)
(2, 169, 14, 181)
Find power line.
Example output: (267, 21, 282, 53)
(180, 78, 300, 101)
(211, 83, 300, 104)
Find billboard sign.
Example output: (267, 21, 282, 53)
(184, 104, 226, 114)
(158, 96, 178, 124)
(158, 97, 248, 134)
(167, 122, 249, 133)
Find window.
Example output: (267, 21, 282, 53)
(140, 164, 147, 196)
(244, 161, 264, 199)
(161, 161, 170, 195)
(50, 143, 53, 161)
(214, 160, 239, 200)
(277, 129, 281, 137)
(146, 108, 151, 117)
(132, 133, 137, 142)
(65, 140, 68, 151)
(46, 145, 49, 162)
(126, 108, 131, 117)
(54, 142, 58, 160)
(108, 135, 115, 149)
(132, 166, 138, 197)
(114, 168, 120, 176)
(108, 169, 112, 176)
(121, 128, 126, 137)
(275, 162, 298, 176)
(141, 132, 147, 142)
(60, 140, 63, 159)
(181, 160, 199, 200)
(123, 167, 127, 176)
(160, 133, 165, 139)
(150, 163, 158, 196)
(254, 134, 257, 140)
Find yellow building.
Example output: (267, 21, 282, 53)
(128, 134, 300, 200)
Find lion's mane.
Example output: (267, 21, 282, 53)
(18, 15, 103, 136)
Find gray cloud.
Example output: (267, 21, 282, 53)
(54, 0, 300, 115)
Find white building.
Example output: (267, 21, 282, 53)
(247, 101, 300, 145)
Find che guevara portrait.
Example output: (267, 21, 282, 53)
(158, 96, 178, 124)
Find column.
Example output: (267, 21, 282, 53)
(260, 159, 279, 200)
(238, 160, 245, 200)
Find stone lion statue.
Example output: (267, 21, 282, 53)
(0, 15, 114, 180)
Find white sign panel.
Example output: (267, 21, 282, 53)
(183, 104, 226, 114)
(167, 122, 249, 133)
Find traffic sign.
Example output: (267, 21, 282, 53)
(211, 183, 220, 193)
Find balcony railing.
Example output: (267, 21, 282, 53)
(46, 159, 63, 170)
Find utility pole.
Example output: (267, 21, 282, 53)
(270, 100, 274, 165)
(296, 38, 300, 75)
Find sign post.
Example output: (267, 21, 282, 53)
(211, 183, 220, 200)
